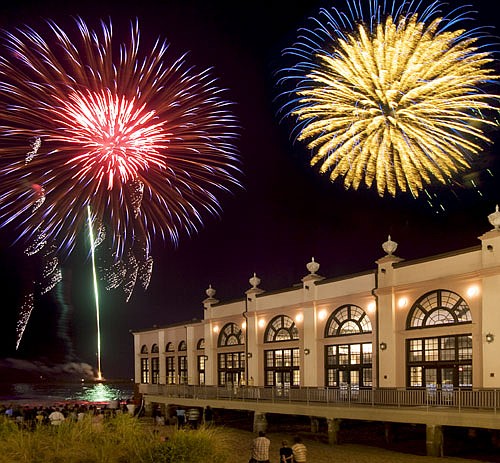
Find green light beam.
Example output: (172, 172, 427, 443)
(87, 205, 103, 380)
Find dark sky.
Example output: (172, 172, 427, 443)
(0, 0, 500, 380)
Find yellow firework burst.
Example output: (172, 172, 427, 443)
(281, 1, 499, 196)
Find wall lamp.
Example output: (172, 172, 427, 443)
(486, 333, 495, 343)
(304, 348, 310, 355)
(379, 342, 387, 351)
(246, 352, 253, 358)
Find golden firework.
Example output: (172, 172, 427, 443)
(284, 3, 499, 196)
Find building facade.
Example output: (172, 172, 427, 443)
(132, 208, 500, 392)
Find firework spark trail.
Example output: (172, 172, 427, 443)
(279, 0, 499, 197)
(0, 17, 240, 293)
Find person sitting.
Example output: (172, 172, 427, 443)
(279, 440, 293, 463)
(250, 430, 270, 463)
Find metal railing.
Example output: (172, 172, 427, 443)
(139, 384, 500, 413)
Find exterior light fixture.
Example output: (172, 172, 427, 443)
(318, 309, 327, 321)
(213, 326, 219, 333)
(304, 348, 310, 355)
(486, 333, 495, 343)
(258, 319, 265, 328)
(380, 342, 387, 350)
(467, 285, 479, 298)
(397, 297, 408, 308)
(246, 352, 253, 358)
(367, 302, 376, 313)
(295, 313, 304, 323)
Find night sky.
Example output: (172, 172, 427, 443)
(0, 0, 500, 380)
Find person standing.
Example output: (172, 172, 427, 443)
(291, 436, 307, 463)
(203, 405, 214, 426)
(186, 407, 200, 429)
(48, 407, 65, 426)
(279, 440, 293, 463)
(250, 430, 271, 463)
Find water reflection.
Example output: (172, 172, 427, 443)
(75, 383, 128, 403)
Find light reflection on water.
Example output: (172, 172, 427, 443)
(75, 383, 128, 402)
(1, 382, 134, 404)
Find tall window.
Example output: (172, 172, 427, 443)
(218, 352, 244, 386)
(166, 356, 175, 384)
(264, 348, 300, 387)
(264, 315, 299, 342)
(197, 338, 205, 385)
(325, 343, 372, 388)
(179, 356, 188, 384)
(151, 344, 159, 384)
(407, 289, 472, 329)
(325, 305, 372, 337)
(406, 289, 473, 388)
(218, 323, 244, 346)
(407, 334, 472, 388)
(151, 357, 160, 384)
(324, 305, 372, 388)
(263, 316, 300, 387)
(197, 355, 206, 385)
(141, 358, 150, 384)
(217, 323, 244, 386)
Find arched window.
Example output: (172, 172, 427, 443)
(325, 304, 372, 337)
(218, 323, 243, 347)
(179, 340, 187, 351)
(140, 345, 148, 354)
(407, 289, 472, 329)
(166, 342, 174, 352)
(151, 343, 159, 353)
(197, 338, 205, 350)
(264, 315, 299, 343)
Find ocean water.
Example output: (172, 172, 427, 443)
(0, 381, 135, 405)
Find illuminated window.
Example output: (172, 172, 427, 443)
(197, 338, 205, 350)
(217, 352, 244, 386)
(140, 345, 148, 354)
(166, 356, 175, 384)
(325, 343, 372, 388)
(406, 334, 472, 388)
(140, 358, 149, 384)
(264, 315, 299, 343)
(178, 340, 187, 351)
(151, 357, 159, 384)
(264, 348, 300, 387)
(218, 323, 244, 347)
(325, 305, 372, 337)
(165, 342, 174, 352)
(407, 289, 472, 329)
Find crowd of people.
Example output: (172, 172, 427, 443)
(0, 401, 135, 429)
(250, 431, 307, 463)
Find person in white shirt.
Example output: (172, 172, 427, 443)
(48, 408, 65, 426)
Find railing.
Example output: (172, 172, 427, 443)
(139, 384, 500, 413)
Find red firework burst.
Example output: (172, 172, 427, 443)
(0, 18, 241, 259)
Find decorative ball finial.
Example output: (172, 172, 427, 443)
(306, 257, 320, 275)
(488, 205, 500, 230)
(249, 272, 261, 289)
(382, 235, 398, 256)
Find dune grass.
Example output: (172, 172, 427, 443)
(0, 415, 229, 463)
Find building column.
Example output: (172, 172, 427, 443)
(426, 424, 443, 457)
(310, 417, 320, 433)
(384, 422, 394, 445)
(253, 412, 267, 433)
(327, 418, 341, 445)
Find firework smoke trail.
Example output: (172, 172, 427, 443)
(0, 18, 241, 342)
(279, 0, 499, 197)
